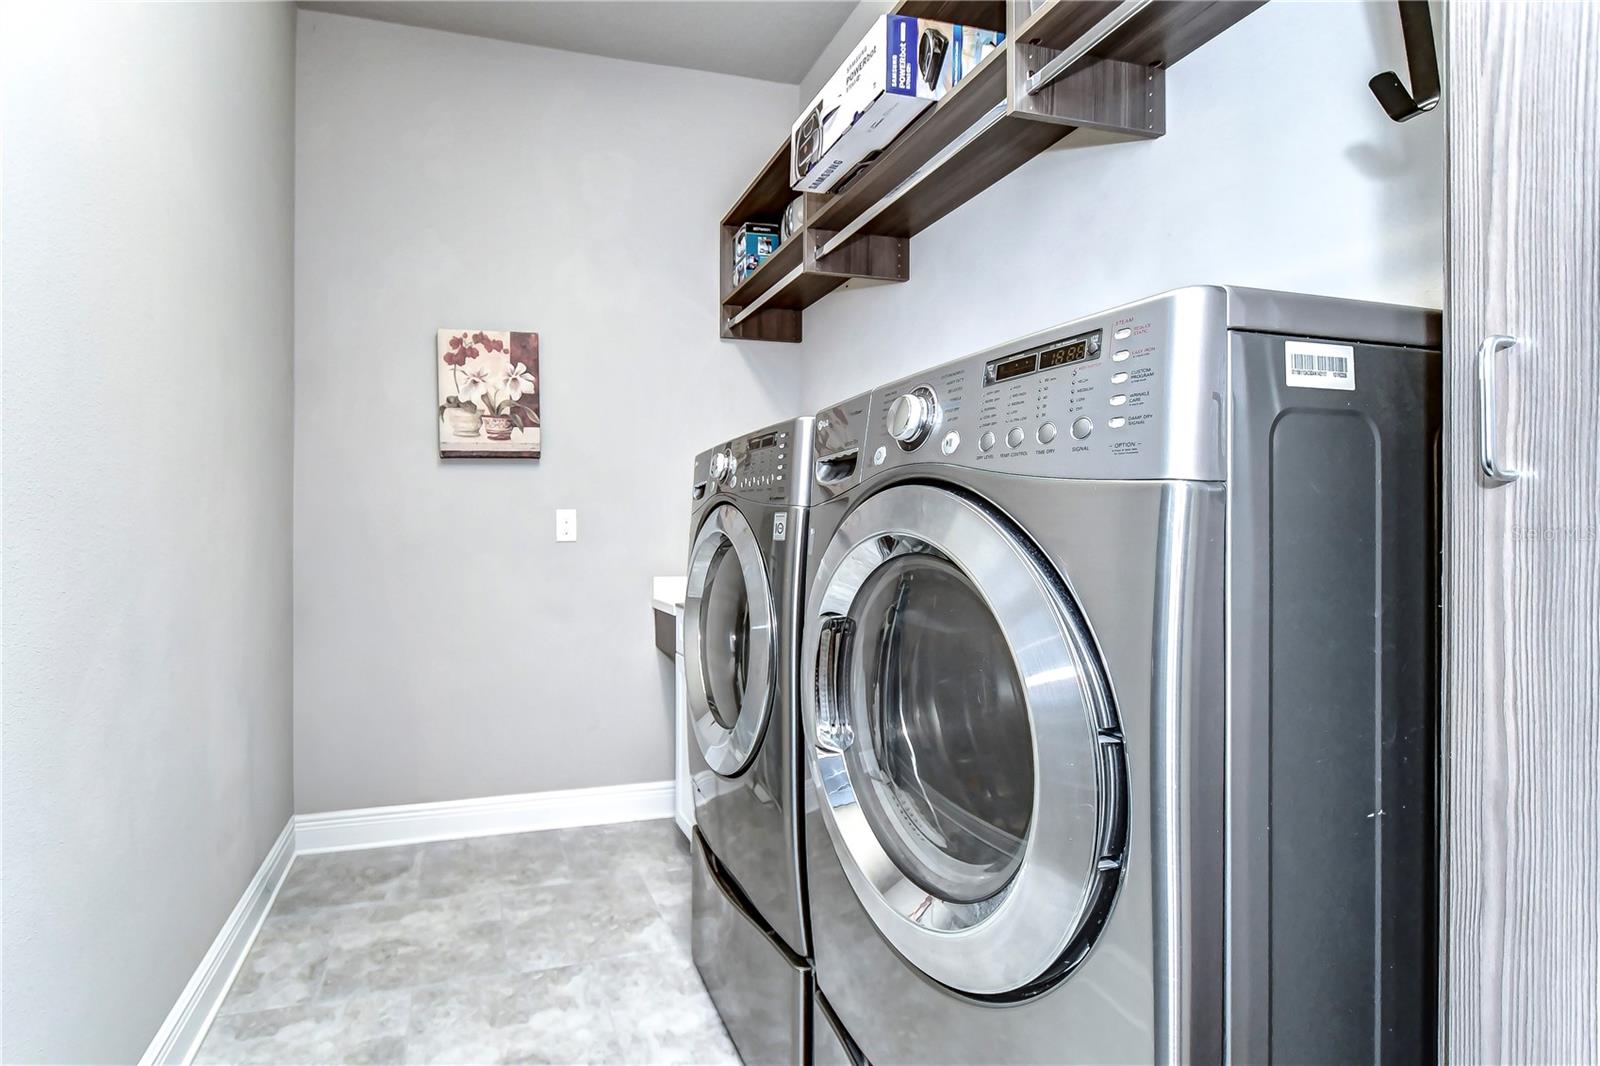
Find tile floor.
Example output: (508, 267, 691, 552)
(196, 819, 740, 1065)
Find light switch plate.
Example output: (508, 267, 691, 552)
(555, 509, 577, 542)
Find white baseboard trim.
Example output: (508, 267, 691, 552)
(294, 779, 676, 854)
(139, 818, 296, 1066)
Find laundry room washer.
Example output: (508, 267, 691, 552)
(684, 417, 814, 1065)
(800, 286, 1440, 1064)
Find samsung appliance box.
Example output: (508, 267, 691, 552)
(732, 223, 781, 285)
(790, 15, 1002, 194)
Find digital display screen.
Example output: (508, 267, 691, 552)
(1040, 339, 1089, 369)
(749, 434, 776, 449)
(993, 354, 1038, 382)
(985, 330, 1102, 386)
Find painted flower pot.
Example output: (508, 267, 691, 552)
(445, 407, 483, 438)
(483, 414, 514, 441)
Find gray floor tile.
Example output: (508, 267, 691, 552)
(416, 830, 571, 901)
(195, 991, 409, 1065)
(479, 830, 575, 888)
(319, 892, 508, 1000)
(596, 951, 740, 1066)
(641, 863, 693, 952)
(197, 820, 731, 1066)
(217, 916, 331, 1015)
(501, 875, 677, 974)
(559, 819, 688, 883)
(408, 967, 624, 1066)
(273, 846, 421, 915)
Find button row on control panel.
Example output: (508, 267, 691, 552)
(973, 412, 1131, 452)
(732, 474, 786, 488)
(976, 423, 1066, 451)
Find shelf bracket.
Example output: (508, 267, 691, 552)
(815, 100, 1008, 260)
(1025, 0, 1153, 96)
(1368, 0, 1439, 122)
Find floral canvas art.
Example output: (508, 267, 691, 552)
(438, 329, 541, 458)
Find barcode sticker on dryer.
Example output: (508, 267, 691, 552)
(1285, 341, 1356, 391)
(772, 513, 787, 541)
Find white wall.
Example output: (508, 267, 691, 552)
(794, 0, 1444, 411)
(293, 13, 801, 814)
(0, 3, 296, 1062)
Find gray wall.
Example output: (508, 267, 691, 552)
(794, 1, 1444, 411)
(293, 13, 801, 814)
(0, 3, 296, 1062)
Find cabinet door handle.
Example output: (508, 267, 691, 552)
(1478, 334, 1523, 484)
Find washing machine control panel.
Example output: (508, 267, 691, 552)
(841, 288, 1230, 484)
(692, 417, 814, 508)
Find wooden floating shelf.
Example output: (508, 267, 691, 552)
(720, 0, 1264, 342)
(720, 145, 912, 341)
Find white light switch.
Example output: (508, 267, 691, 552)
(555, 509, 578, 542)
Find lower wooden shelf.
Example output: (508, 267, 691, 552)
(721, 228, 910, 343)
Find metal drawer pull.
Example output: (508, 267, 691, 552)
(1477, 334, 1523, 484)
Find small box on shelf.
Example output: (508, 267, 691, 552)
(731, 222, 782, 286)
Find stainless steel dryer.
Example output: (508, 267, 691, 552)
(685, 417, 814, 1065)
(800, 287, 1440, 1064)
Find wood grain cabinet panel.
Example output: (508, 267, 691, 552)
(1443, 3, 1600, 1061)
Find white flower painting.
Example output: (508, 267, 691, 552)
(437, 329, 541, 459)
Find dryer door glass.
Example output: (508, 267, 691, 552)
(806, 483, 1127, 997)
(700, 543, 751, 731)
(685, 504, 775, 777)
(844, 552, 1033, 904)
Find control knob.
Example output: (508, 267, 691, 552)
(708, 451, 736, 483)
(887, 387, 937, 449)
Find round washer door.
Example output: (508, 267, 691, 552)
(685, 503, 776, 777)
(804, 483, 1128, 997)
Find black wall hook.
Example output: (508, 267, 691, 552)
(1369, 0, 1440, 122)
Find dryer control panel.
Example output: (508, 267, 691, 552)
(692, 416, 814, 508)
(840, 288, 1232, 484)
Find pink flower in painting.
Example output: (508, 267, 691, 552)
(470, 331, 506, 354)
(443, 332, 482, 366)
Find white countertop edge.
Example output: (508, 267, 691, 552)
(652, 575, 686, 614)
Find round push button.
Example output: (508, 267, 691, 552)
(1071, 417, 1093, 440)
(1006, 427, 1025, 449)
(941, 431, 960, 455)
(1038, 422, 1057, 444)
(979, 431, 996, 452)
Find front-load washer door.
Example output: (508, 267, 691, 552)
(804, 483, 1128, 998)
(686, 503, 776, 777)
